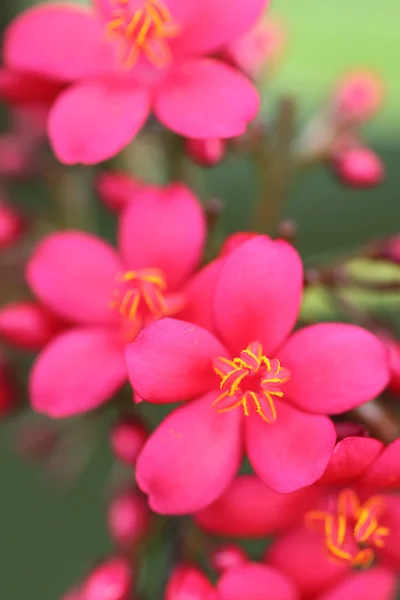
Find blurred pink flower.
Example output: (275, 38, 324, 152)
(125, 236, 388, 513)
(82, 556, 132, 600)
(4, 0, 268, 165)
(27, 183, 206, 417)
(332, 70, 384, 126)
(197, 437, 400, 600)
(333, 147, 384, 189)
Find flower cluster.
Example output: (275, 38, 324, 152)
(0, 1, 396, 600)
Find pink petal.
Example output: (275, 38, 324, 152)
(319, 436, 383, 485)
(125, 318, 228, 403)
(279, 323, 389, 414)
(27, 232, 121, 325)
(30, 328, 126, 418)
(178, 258, 223, 332)
(154, 59, 260, 139)
(266, 526, 349, 598)
(245, 400, 336, 493)
(376, 494, 400, 569)
(4, 3, 113, 81)
(315, 568, 397, 600)
(48, 79, 150, 165)
(173, 0, 268, 56)
(136, 392, 242, 514)
(217, 563, 297, 600)
(118, 183, 206, 291)
(214, 236, 303, 357)
(195, 474, 320, 538)
(359, 438, 400, 488)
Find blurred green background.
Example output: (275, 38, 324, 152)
(0, 0, 399, 598)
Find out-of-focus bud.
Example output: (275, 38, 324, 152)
(15, 423, 59, 463)
(210, 544, 248, 573)
(185, 138, 226, 168)
(276, 220, 297, 244)
(0, 360, 16, 416)
(333, 147, 384, 189)
(107, 489, 151, 548)
(0, 199, 24, 248)
(332, 70, 383, 125)
(379, 235, 400, 264)
(219, 232, 258, 257)
(225, 17, 286, 79)
(0, 301, 65, 350)
(82, 557, 132, 600)
(0, 134, 32, 178)
(166, 565, 214, 600)
(96, 172, 143, 213)
(110, 416, 148, 466)
(334, 421, 370, 441)
(0, 68, 63, 107)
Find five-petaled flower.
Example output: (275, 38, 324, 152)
(125, 236, 389, 513)
(196, 437, 400, 600)
(26, 183, 206, 417)
(4, 0, 267, 164)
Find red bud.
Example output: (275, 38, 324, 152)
(185, 138, 226, 168)
(96, 172, 143, 213)
(210, 544, 248, 573)
(107, 489, 150, 548)
(166, 565, 214, 600)
(110, 416, 148, 466)
(0, 200, 24, 248)
(0, 301, 65, 350)
(333, 147, 384, 189)
(82, 557, 132, 600)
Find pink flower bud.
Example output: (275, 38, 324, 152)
(96, 172, 143, 213)
(0, 68, 63, 107)
(0, 135, 32, 178)
(333, 147, 384, 188)
(333, 70, 383, 125)
(110, 417, 148, 466)
(0, 200, 24, 248)
(334, 421, 369, 441)
(107, 489, 150, 548)
(0, 301, 65, 350)
(185, 138, 226, 167)
(166, 565, 214, 600)
(219, 232, 258, 257)
(210, 544, 248, 573)
(0, 361, 16, 416)
(82, 557, 132, 600)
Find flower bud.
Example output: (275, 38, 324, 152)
(185, 138, 226, 168)
(96, 172, 143, 213)
(0, 135, 32, 178)
(0, 301, 64, 350)
(219, 232, 258, 257)
(110, 416, 148, 466)
(332, 70, 383, 125)
(107, 489, 150, 548)
(0, 200, 24, 248)
(166, 565, 214, 600)
(82, 557, 132, 600)
(0, 68, 63, 106)
(210, 544, 248, 573)
(333, 147, 384, 189)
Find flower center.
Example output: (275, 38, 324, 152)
(212, 341, 290, 423)
(106, 0, 179, 69)
(306, 489, 390, 568)
(110, 268, 167, 339)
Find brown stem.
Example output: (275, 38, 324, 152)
(252, 96, 296, 235)
(351, 401, 400, 444)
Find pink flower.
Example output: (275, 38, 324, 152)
(125, 236, 388, 513)
(196, 437, 400, 600)
(332, 70, 384, 126)
(27, 183, 206, 417)
(4, 0, 267, 165)
(215, 562, 298, 600)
